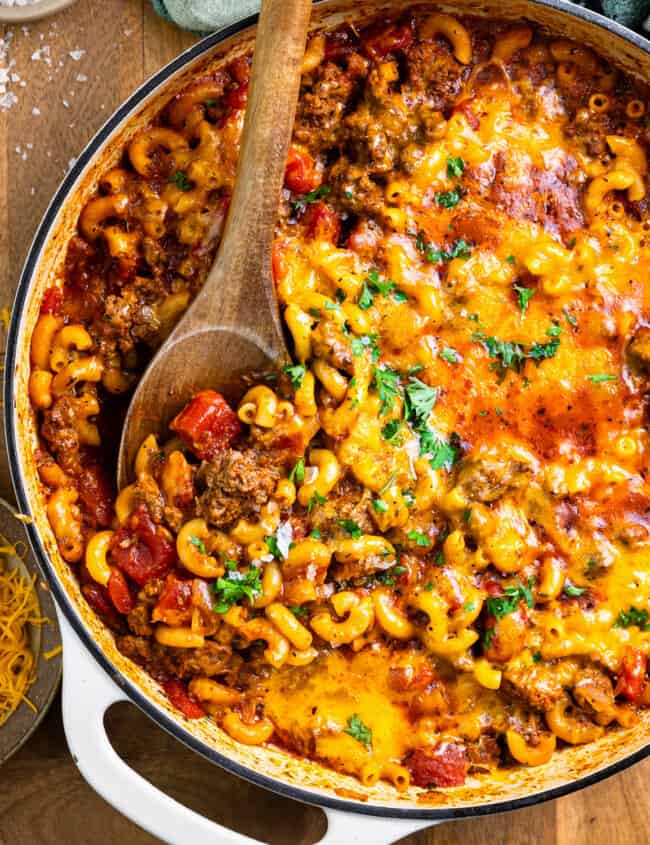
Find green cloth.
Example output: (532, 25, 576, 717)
(151, 0, 650, 35)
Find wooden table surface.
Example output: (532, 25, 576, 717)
(0, 2, 649, 843)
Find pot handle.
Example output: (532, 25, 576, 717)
(59, 613, 433, 845)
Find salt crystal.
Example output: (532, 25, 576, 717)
(62, 99, 69, 108)
(68, 50, 85, 61)
(31, 106, 40, 116)
(75, 73, 87, 82)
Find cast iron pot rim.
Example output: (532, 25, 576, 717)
(5, 0, 650, 822)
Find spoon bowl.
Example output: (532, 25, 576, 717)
(117, 0, 311, 487)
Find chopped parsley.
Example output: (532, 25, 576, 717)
(338, 519, 362, 538)
(506, 254, 516, 265)
(532, 650, 542, 663)
(264, 535, 285, 560)
(472, 331, 560, 376)
(169, 171, 192, 191)
(309, 527, 322, 540)
(566, 236, 577, 249)
(378, 472, 397, 495)
(426, 238, 472, 264)
(514, 284, 536, 313)
(373, 365, 401, 414)
(350, 333, 380, 361)
(289, 605, 308, 617)
(289, 458, 305, 484)
(204, 98, 218, 106)
(435, 188, 463, 208)
(420, 430, 458, 471)
(372, 498, 389, 514)
(375, 565, 407, 586)
(307, 491, 327, 513)
(404, 377, 438, 427)
(439, 347, 459, 364)
(485, 578, 534, 619)
(292, 184, 331, 215)
(483, 628, 495, 649)
(614, 607, 650, 630)
(357, 280, 374, 310)
(344, 714, 372, 749)
(563, 582, 585, 597)
(446, 155, 465, 178)
(586, 373, 617, 383)
(402, 489, 416, 508)
(463, 507, 472, 523)
(407, 530, 432, 547)
(213, 566, 262, 613)
(189, 535, 207, 555)
(284, 364, 306, 387)
(381, 418, 402, 444)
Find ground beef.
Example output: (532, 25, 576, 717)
(295, 61, 358, 149)
(490, 150, 584, 239)
(117, 634, 238, 681)
(404, 39, 467, 111)
(40, 396, 81, 475)
(310, 320, 354, 373)
(456, 454, 535, 503)
(572, 667, 617, 722)
(502, 662, 571, 712)
(127, 603, 152, 636)
(197, 449, 281, 528)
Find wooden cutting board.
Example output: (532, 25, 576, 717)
(0, 3, 648, 842)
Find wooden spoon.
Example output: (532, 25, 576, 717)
(117, 0, 312, 486)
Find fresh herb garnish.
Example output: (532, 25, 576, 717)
(506, 255, 516, 265)
(420, 430, 457, 471)
(446, 156, 465, 178)
(292, 184, 331, 215)
(338, 520, 362, 538)
(289, 606, 308, 617)
(483, 628, 495, 649)
(426, 239, 472, 264)
(357, 280, 374, 310)
(586, 373, 617, 383)
(485, 578, 534, 619)
(435, 188, 463, 208)
(372, 498, 389, 514)
(532, 650, 542, 663)
(289, 458, 305, 483)
(375, 564, 407, 586)
(264, 535, 284, 560)
(440, 347, 459, 364)
(189, 535, 207, 555)
(373, 365, 401, 414)
(350, 333, 380, 361)
(407, 530, 432, 547)
(614, 607, 650, 630)
(284, 364, 306, 387)
(169, 171, 192, 191)
(404, 377, 438, 427)
(563, 582, 585, 597)
(309, 527, 322, 540)
(381, 418, 402, 444)
(563, 306, 578, 327)
(472, 331, 560, 376)
(307, 491, 327, 513)
(213, 566, 262, 613)
(344, 714, 372, 749)
(514, 284, 536, 313)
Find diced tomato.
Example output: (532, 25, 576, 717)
(110, 504, 176, 586)
(152, 574, 193, 627)
(223, 81, 248, 110)
(304, 202, 340, 244)
(77, 464, 115, 528)
(81, 582, 125, 631)
(40, 286, 63, 315)
(362, 20, 413, 59)
(107, 568, 136, 615)
(284, 145, 321, 194)
(162, 678, 205, 720)
(346, 220, 381, 256)
(272, 240, 289, 286)
(228, 55, 250, 85)
(170, 390, 242, 461)
(616, 647, 647, 702)
(405, 742, 469, 788)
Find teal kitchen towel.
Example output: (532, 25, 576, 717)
(152, 0, 650, 35)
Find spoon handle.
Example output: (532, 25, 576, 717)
(191, 0, 312, 348)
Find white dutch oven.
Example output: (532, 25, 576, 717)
(5, 2, 650, 843)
